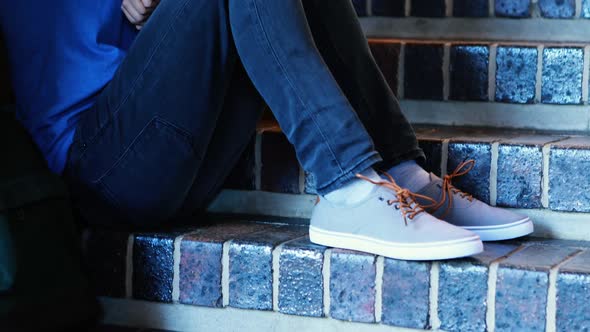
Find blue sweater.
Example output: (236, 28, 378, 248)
(0, 1, 137, 173)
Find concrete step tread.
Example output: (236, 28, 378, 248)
(84, 218, 590, 331)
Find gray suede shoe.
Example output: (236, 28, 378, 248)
(415, 160, 534, 241)
(309, 174, 483, 261)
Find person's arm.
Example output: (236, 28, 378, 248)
(121, 0, 159, 30)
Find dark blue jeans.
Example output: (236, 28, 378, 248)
(65, 0, 423, 226)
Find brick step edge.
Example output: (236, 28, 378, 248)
(224, 126, 590, 214)
(206, 189, 590, 241)
(352, 0, 589, 20)
(84, 221, 590, 331)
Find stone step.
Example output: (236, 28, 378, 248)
(366, 38, 590, 131)
(218, 123, 590, 240)
(84, 219, 590, 331)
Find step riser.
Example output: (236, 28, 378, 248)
(99, 298, 422, 332)
(85, 226, 590, 331)
(370, 40, 589, 104)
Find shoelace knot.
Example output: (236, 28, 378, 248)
(422, 159, 475, 218)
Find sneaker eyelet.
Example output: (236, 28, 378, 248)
(394, 205, 400, 210)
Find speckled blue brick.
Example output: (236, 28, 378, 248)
(450, 45, 489, 101)
(418, 139, 442, 176)
(495, 47, 537, 104)
(372, 0, 405, 16)
(549, 138, 590, 212)
(557, 273, 590, 331)
(542, 48, 583, 105)
(583, 0, 590, 17)
(405, 44, 444, 100)
(179, 222, 271, 307)
(411, 0, 446, 17)
(330, 249, 376, 323)
(83, 230, 128, 297)
(497, 143, 543, 208)
(223, 138, 255, 190)
(496, 245, 578, 332)
(352, 0, 367, 16)
(369, 42, 400, 94)
(381, 259, 430, 329)
(439, 243, 517, 332)
(495, 0, 531, 17)
(279, 237, 326, 317)
(229, 226, 306, 310)
(133, 233, 176, 302)
(180, 240, 223, 307)
(539, 0, 575, 18)
(453, 0, 489, 17)
(557, 250, 590, 331)
(447, 141, 491, 203)
(496, 268, 548, 332)
(261, 132, 301, 194)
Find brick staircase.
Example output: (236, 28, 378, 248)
(5, 1, 590, 331)
(89, 1, 590, 330)
(87, 222, 590, 332)
(86, 123, 590, 331)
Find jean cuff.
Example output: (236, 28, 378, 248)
(315, 151, 383, 195)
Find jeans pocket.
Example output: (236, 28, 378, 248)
(94, 117, 200, 222)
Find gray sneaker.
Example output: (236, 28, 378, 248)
(309, 174, 483, 261)
(415, 160, 534, 241)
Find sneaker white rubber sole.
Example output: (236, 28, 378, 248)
(309, 226, 483, 261)
(463, 217, 534, 241)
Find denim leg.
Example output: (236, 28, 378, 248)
(177, 61, 265, 217)
(66, 0, 238, 226)
(301, 0, 424, 170)
(229, 0, 382, 195)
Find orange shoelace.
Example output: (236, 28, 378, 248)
(356, 172, 437, 225)
(422, 159, 475, 218)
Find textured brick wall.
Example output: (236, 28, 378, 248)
(84, 223, 590, 331)
(350, 0, 590, 131)
(369, 40, 587, 105)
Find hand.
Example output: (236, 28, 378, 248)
(121, 0, 159, 30)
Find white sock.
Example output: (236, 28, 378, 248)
(323, 167, 381, 205)
(387, 160, 431, 192)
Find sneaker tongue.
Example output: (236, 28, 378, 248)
(374, 185, 419, 207)
(414, 174, 442, 196)
(374, 185, 397, 199)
